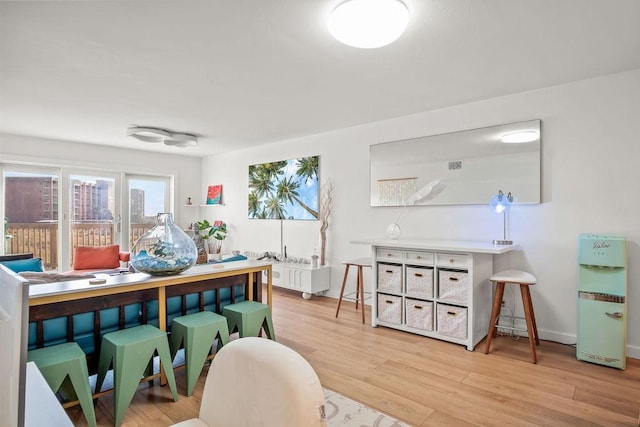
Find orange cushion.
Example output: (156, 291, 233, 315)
(73, 245, 121, 270)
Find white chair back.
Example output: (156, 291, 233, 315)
(172, 337, 326, 427)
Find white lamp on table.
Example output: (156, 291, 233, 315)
(489, 190, 514, 245)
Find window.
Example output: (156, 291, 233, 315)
(1, 164, 172, 271)
(67, 172, 119, 269)
(3, 168, 61, 270)
(125, 175, 171, 249)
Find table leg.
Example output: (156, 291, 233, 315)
(267, 267, 273, 309)
(158, 286, 167, 385)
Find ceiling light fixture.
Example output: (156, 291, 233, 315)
(127, 126, 198, 148)
(127, 127, 169, 143)
(328, 0, 409, 49)
(501, 130, 539, 143)
(164, 133, 198, 148)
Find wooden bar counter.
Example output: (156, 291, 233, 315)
(28, 260, 273, 371)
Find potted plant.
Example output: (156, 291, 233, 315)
(196, 220, 227, 254)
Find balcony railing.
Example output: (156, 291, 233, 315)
(5, 222, 153, 270)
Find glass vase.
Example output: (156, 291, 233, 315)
(130, 213, 197, 275)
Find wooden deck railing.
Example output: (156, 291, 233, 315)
(5, 222, 153, 270)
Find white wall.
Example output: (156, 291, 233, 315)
(201, 69, 640, 357)
(0, 134, 201, 231)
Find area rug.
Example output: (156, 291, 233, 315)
(323, 388, 410, 427)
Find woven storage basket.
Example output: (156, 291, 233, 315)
(405, 299, 433, 331)
(405, 266, 434, 299)
(377, 263, 402, 294)
(436, 304, 467, 339)
(377, 294, 402, 324)
(438, 270, 468, 304)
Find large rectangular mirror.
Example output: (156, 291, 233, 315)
(370, 119, 541, 206)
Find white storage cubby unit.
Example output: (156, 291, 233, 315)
(262, 263, 330, 299)
(355, 239, 518, 351)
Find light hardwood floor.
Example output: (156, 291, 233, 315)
(67, 287, 640, 426)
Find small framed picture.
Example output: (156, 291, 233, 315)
(206, 185, 222, 205)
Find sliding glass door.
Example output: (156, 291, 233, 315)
(2, 164, 172, 271)
(2, 167, 61, 270)
(125, 175, 171, 249)
(66, 172, 120, 269)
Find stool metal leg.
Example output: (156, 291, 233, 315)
(335, 264, 351, 318)
(521, 284, 538, 363)
(485, 282, 505, 354)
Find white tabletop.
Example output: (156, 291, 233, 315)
(351, 238, 520, 254)
(29, 259, 272, 299)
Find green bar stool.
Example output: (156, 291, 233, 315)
(27, 342, 97, 427)
(95, 324, 178, 427)
(222, 300, 276, 340)
(170, 310, 230, 396)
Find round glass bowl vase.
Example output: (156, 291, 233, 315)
(130, 213, 197, 276)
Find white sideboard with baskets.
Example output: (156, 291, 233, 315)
(353, 239, 519, 351)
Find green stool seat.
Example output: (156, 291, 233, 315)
(170, 311, 230, 396)
(95, 324, 178, 427)
(222, 301, 276, 340)
(27, 342, 97, 427)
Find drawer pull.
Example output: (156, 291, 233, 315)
(447, 311, 457, 316)
(449, 258, 455, 263)
(385, 270, 394, 274)
(386, 253, 393, 257)
(416, 255, 422, 259)
(414, 273, 423, 277)
(385, 300, 394, 304)
(449, 277, 459, 282)
(414, 305, 423, 310)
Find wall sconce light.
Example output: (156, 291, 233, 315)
(328, 0, 409, 49)
(127, 126, 198, 148)
(489, 190, 513, 245)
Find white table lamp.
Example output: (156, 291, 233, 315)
(489, 190, 513, 245)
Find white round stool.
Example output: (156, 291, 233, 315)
(484, 270, 540, 363)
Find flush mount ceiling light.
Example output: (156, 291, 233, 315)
(501, 130, 539, 143)
(127, 127, 169, 143)
(328, 0, 409, 48)
(127, 126, 198, 148)
(164, 133, 198, 148)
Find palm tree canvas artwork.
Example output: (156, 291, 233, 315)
(248, 156, 319, 220)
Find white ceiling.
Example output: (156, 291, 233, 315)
(2, 0, 640, 158)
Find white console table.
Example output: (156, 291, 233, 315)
(263, 263, 331, 299)
(353, 238, 519, 351)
